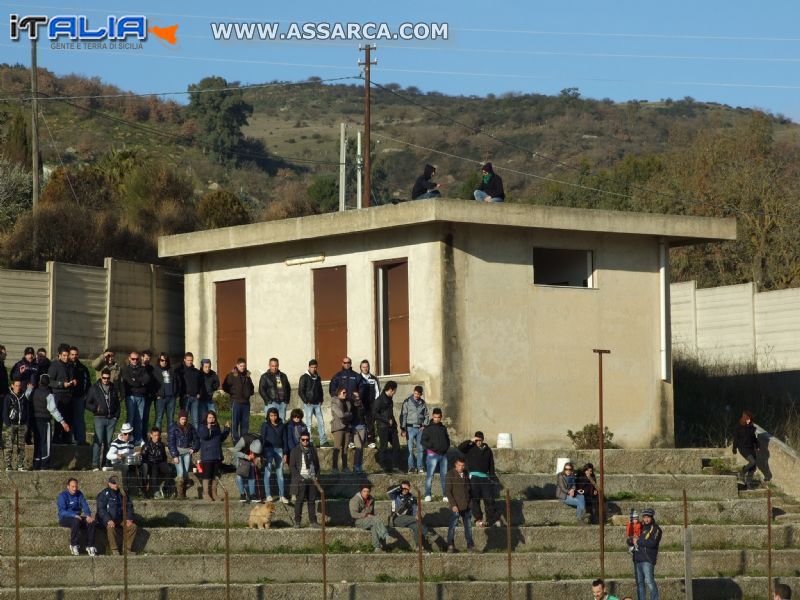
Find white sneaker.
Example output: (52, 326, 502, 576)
(266, 496, 275, 502)
(424, 495, 432, 502)
(18, 466, 27, 471)
(348, 442, 355, 449)
(86, 547, 98, 557)
(280, 497, 290, 504)
(92, 468, 100, 472)
(367, 442, 376, 449)
(102, 466, 114, 472)
(70, 545, 80, 556)
(442, 496, 449, 503)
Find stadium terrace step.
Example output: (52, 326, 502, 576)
(0, 497, 773, 528)
(27, 445, 733, 474)
(3, 550, 800, 585)
(0, 578, 798, 600)
(2, 524, 798, 556)
(0, 471, 740, 500)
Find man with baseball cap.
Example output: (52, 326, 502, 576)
(96, 476, 137, 555)
(627, 507, 662, 600)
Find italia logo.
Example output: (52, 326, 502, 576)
(9, 14, 178, 45)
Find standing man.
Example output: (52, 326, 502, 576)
(36, 348, 51, 374)
(421, 408, 450, 502)
(91, 349, 121, 395)
(175, 352, 203, 430)
(473, 162, 505, 203)
(68, 346, 91, 445)
(121, 351, 151, 446)
(85, 368, 120, 471)
(223, 357, 254, 444)
(349, 484, 392, 553)
(400, 386, 429, 474)
(374, 381, 401, 473)
(57, 478, 97, 556)
(627, 507, 662, 600)
(11, 346, 40, 389)
(328, 357, 359, 401)
(3, 378, 30, 471)
(30, 374, 70, 470)
(357, 359, 380, 449)
(96, 476, 138, 555)
(444, 457, 477, 553)
(140, 350, 156, 433)
(591, 579, 620, 600)
(48, 344, 76, 444)
(200, 358, 220, 417)
(289, 431, 321, 529)
(458, 431, 500, 527)
(259, 357, 291, 422)
(298, 359, 328, 446)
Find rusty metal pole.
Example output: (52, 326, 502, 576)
(767, 486, 773, 600)
(223, 484, 231, 600)
(593, 348, 611, 580)
(14, 484, 21, 600)
(314, 481, 328, 600)
(414, 485, 424, 600)
(683, 489, 693, 600)
(358, 45, 377, 207)
(121, 487, 129, 600)
(505, 489, 512, 600)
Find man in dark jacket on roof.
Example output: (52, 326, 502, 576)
(458, 431, 499, 527)
(473, 162, 505, 203)
(411, 164, 442, 200)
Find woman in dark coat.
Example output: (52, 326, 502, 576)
(733, 410, 762, 489)
(197, 410, 230, 501)
(576, 463, 600, 523)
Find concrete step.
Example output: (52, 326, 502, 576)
(0, 471, 740, 500)
(3, 550, 800, 584)
(18, 445, 732, 474)
(3, 523, 798, 556)
(0, 498, 772, 528)
(0, 578, 798, 600)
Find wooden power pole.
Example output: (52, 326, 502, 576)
(31, 37, 40, 209)
(358, 45, 376, 207)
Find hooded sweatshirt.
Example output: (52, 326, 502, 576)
(411, 164, 439, 199)
(477, 162, 505, 200)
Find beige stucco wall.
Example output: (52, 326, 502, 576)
(183, 225, 444, 400)
(442, 223, 670, 448)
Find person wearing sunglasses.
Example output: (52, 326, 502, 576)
(86, 367, 121, 471)
(556, 461, 588, 524)
(288, 431, 322, 528)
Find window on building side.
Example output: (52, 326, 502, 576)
(533, 248, 595, 288)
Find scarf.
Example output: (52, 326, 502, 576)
(482, 173, 491, 184)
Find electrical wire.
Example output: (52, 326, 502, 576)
(39, 109, 80, 205)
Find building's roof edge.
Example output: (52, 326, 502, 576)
(158, 199, 737, 258)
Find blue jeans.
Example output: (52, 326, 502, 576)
(231, 403, 250, 444)
(203, 397, 216, 418)
(175, 452, 192, 478)
(425, 453, 448, 497)
(635, 561, 659, 600)
(71, 395, 86, 444)
(126, 395, 145, 445)
(562, 494, 586, 520)
(447, 508, 474, 548)
(155, 396, 176, 433)
(236, 462, 256, 497)
(474, 190, 504, 203)
(265, 402, 287, 422)
(303, 404, 327, 444)
(142, 397, 153, 435)
(406, 427, 424, 471)
(415, 190, 440, 200)
(92, 417, 117, 468)
(186, 396, 201, 430)
(263, 448, 285, 498)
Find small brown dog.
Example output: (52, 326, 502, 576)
(247, 502, 276, 529)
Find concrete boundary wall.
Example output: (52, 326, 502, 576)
(0, 259, 184, 362)
(671, 280, 800, 371)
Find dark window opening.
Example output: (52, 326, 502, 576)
(533, 248, 594, 288)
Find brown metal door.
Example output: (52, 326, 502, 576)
(215, 279, 246, 374)
(313, 266, 347, 380)
(378, 261, 410, 374)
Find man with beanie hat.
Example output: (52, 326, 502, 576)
(473, 163, 505, 203)
(627, 507, 662, 600)
(458, 431, 500, 527)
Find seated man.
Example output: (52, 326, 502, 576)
(473, 163, 505, 203)
(106, 422, 136, 490)
(388, 480, 435, 550)
(349, 484, 392, 553)
(96, 476, 137, 555)
(57, 477, 97, 556)
(141, 427, 172, 499)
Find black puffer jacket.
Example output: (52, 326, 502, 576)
(421, 422, 450, 455)
(457, 440, 495, 476)
(733, 422, 759, 457)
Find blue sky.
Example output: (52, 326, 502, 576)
(3, 0, 800, 119)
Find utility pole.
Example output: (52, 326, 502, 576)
(356, 130, 362, 209)
(358, 45, 376, 208)
(593, 348, 611, 580)
(338, 123, 347, 212)
(30, 37, 40, 209)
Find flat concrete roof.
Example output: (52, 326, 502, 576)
(159, 199, 737, 258)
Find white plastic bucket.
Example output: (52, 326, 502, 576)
(497, 433, 513, 449)
(556, 457, 572, 475)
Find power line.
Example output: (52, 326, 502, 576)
(39, 109, 80, 205)
(457, 28, 800, 43)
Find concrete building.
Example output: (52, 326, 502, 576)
(159, 200, 735, 448)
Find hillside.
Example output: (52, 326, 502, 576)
(1, 64, 799, 289)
